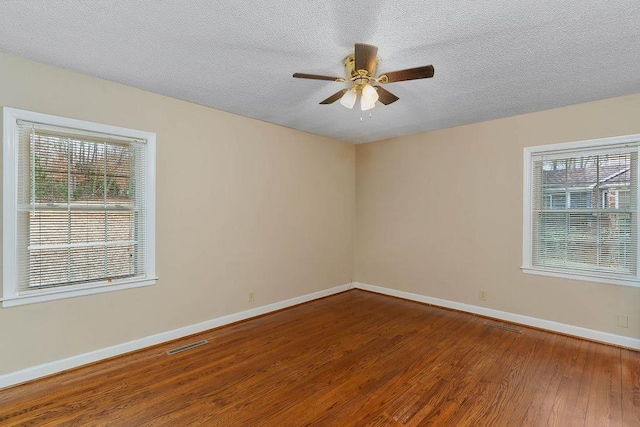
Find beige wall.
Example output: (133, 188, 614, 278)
(2, 51, 638, 378)
(355, 93, 640, 340)
(0, 53, 355, 375)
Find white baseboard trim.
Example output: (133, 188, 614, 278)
(0, 283, 353, 390)
(353, 282, 640, 350)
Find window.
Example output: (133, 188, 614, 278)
(523, 134, 640, 287)
(2, 108, 156, 307)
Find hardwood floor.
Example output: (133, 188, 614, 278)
(1, 290, 638, 426)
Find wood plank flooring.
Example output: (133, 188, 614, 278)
(0, 290, 638, 426)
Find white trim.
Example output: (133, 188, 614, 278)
(0, 283, 353, 389)
(522, 145, 533, 272)
(3, 108, 20, 311)
(2, 107, 157, 307)
(520, 267, 640, 287)
(352, 282, 640, 350)
(0, 278, 158, 308)
(6, 108, 156, 142)
(526, 134, 640, 155)
(145, 130, 157, 285)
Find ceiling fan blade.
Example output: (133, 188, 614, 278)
(374, 86, 399, 105)
(320, 89, 347, 104)
(293, 73, 345, 82)
(379, 65, 435, 83)
(354, 43, 378, 75)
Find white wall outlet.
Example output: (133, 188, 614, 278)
(479, 290, 488, 301)
(248, 291, 255, 303)
(617, 314, 628, 328)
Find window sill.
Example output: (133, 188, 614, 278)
(521, 266, 639, 288)
(1, 277, 158, 308)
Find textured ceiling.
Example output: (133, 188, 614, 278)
(0, 1, 639, 144)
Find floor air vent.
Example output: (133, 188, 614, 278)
(483, 322, 523, 334)
(166, 340, 208, 355)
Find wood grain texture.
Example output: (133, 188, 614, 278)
(0, 290, 638, 426)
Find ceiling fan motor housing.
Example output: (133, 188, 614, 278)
(344, 54, 378, 82)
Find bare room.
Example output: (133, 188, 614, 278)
(0, 1, 638, 425)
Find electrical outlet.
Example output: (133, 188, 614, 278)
(248, 291, 254, 303)
(617, 314, 628, 328)
(479, 290, 488, 301)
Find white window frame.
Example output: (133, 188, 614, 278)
(2, 108, 157, 307)
(522, 134, 640, 288)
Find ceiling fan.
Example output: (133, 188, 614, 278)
(293, 43, 434, 111)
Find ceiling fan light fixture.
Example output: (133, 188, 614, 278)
(360, 84, 379, 111)
(340, 88, 357, 109)
(360, 98, 375, 111)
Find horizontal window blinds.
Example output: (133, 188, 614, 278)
(531, 144, 638, 278)
(16, 121, 147, 291)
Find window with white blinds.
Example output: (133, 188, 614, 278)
(523, 135, 640, 287)
(3, 108, 156, 307)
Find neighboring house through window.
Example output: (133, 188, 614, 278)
(522, 134, 639, 287)
(2, 108, 156, 307)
